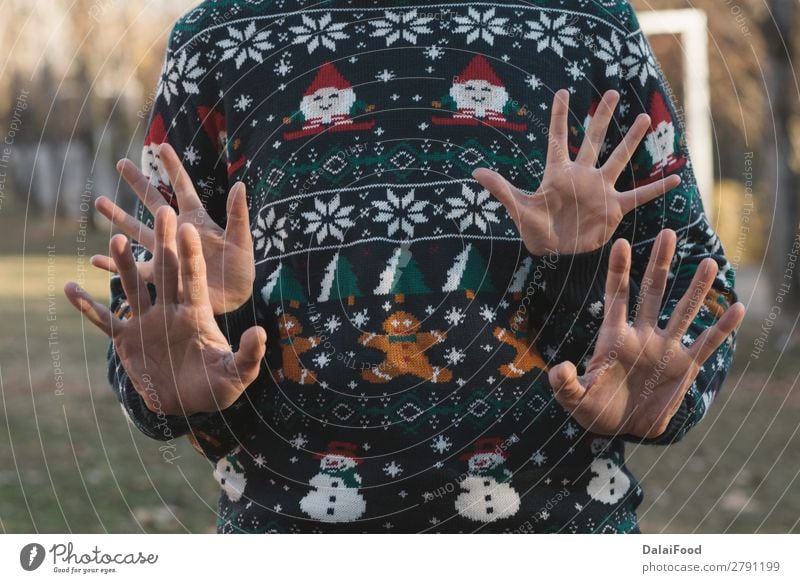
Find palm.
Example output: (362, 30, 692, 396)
(94, 144, 254, 315)
(65, 207, 266, 416)
(548, 230, 744, 439)
(475, 89, 681, 256)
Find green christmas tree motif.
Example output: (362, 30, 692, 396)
(443, 243, 496, 298)
(261, 262, 308, 308)
(374, 246, 430, 303)
(318, 252, 363, 306)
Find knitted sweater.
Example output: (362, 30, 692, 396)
(108, 0, 737, 533)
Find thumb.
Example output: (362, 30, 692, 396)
(548, 361, 586, 411)
(233, 325, 268, 385)
(472, 168, 523, 229)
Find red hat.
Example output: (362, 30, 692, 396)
(456, 55, 503, 87)
(304, 62, 351, 97)
(314, 441, 362, 464)
(198, 105, 227, 152)
(459, 437, 507, 461)
(648, 91, 673, 128)
(144, 113, 167, 146)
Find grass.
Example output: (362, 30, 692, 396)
(0, 211, 798, 532)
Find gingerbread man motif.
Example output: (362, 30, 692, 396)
(273, 314, 321, 385)
(358, 311, 452, 384)
(493, 313, 547, 378)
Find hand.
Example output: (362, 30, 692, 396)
(92, 143, 254, 315)
(64, 207, 267, 416)
(547, 230, 745, 439)
(473, 89, 682, 256)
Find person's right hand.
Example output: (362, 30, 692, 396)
(92, 143, 255, 316)
(64, 206, 267, 416)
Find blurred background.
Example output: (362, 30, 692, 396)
(0, 0, 798, 533)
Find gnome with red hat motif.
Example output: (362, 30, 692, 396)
(299, 441, 367, 523)
(283, 62, 375, 141)
(198, 105, 247, 176)
(432, 55, 526, 131)
(633, 90, 686, 186)
(141, 113, 173, 200)
(454, 437, 521, 523)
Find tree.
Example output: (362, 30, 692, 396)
(262, 263, 307, 308)
(319, 252, 362, 305)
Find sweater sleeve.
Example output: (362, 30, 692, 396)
(106, 22, 261, 458)
(531, 3, 737, 444)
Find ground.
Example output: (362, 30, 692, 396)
(0, 213, 797, 533)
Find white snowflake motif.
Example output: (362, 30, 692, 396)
(302, 194, 356, 243)
(218, 23, 274, 69)
(233, 94, 253, 112)
(479, 304, 496, 322)
(444, 347, 466, 366)
(375, 69, 396, 83)
(370, 10, 434, 46)
(563, 423, 579, 439)
(312, 352, 332, 369)
(531, 450, 548, 467)
(526, 74, 543, 91)
(525, 13, 580, 58)
(567, 61, 584, 81)
(383, 461, 404, 478)
(351, 309, 370, 328)
(289, 13, 349, 54)
(158, 50, 205, 105)
(252, 454, 267, 468)
(430, 435, 453, 454)
(274, 56, 293, 77)
(443, 306, 466, 327)
(424, 45, 445, 60)
(596, 31, 624, 78)
(446, 184, 503, 233)
(453, 7, 508, 46)
(372, 189, 428, 238)
(252, 207, 288, 255)
(588, 300, 603, 318)
(621, 33, 658, 86)
(183, 146, 201, 167)
(288, 433, 308, 450)
(324, 315, 342, 334)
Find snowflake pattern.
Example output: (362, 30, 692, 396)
(233, 94, 254, 112)
(383, 461, 403, 478)
(253, 207, 288, 255)
(621, 33, 658, 86)
(370, 10, 434, 46)
(289, 13, 349, 53)
(218, 22, 274, 69)
(445, 184, 503, 233)
(444, 346, 466, 366)
(453, 7, 509, 46)
(443, 306, 466, 327)
(595, 31, 624, 78)
(430, 435, 453, 454)
(371, 189, 428, 238)
(158, 50, 205, 105)
(525, 13, 580, 58)
(302, 194, 356, 244)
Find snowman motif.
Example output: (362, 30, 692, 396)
(213, 448, 247, 503)
(586, 438, 631, 505)
(299, 442, 367, 523)
(454, 438, 521, 523)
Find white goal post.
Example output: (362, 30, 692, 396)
(638, 9, 713, 219)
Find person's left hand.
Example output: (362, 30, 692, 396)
(473, 89, 681, 256)
(548, 229, 745, 439)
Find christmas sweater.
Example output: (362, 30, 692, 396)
(108, 0, 737, 533)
